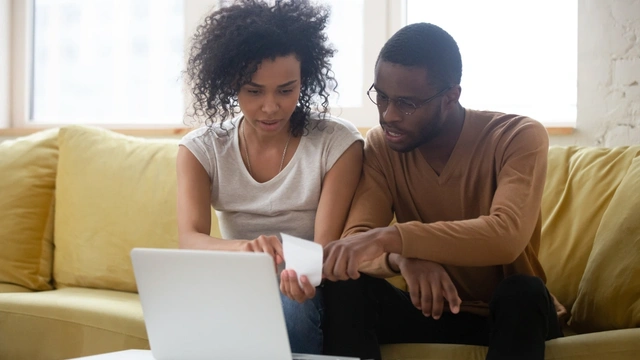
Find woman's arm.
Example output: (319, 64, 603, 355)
(176, 145, 284, 264)
(176, 145, 245, 250)
(313, 141, 364, 246)
(280, 140, 363, 301)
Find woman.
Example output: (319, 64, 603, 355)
(176, 0, 363, 354)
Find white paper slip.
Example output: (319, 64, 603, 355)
(281, 233, 323, 287)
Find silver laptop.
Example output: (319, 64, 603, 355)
(130, 248, 359, 360)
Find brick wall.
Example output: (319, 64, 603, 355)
(553, 0, 640, 146)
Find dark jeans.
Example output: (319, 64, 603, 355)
(322, 274, 563, 360)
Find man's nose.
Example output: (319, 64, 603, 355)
(382, 101, 402, 123)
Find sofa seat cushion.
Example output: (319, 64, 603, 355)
(0, 283, 33, 293)
(0, 287, 149, 360)
(380, 328, 640, 360)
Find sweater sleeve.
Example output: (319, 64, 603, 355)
(397, 121, 549, 267)
(341, 128, 398, 278)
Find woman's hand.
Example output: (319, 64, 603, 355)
(240, 235, 284, 271)
(280, 269, 316, 303)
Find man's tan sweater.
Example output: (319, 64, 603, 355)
(343, 109, 550, 315)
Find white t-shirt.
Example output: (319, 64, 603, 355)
(179, 114, 363, 241)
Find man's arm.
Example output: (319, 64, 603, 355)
(323, 121, 550, 280)
(393, 122, 549, 266)
(336, 129, 397, 278)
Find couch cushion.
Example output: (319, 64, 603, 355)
(0, 283, 33, 293)
(0, 287, 148, 359)
(570, 150, 640, 332)
(539, 146, 640, 312)
(380, 328, 640, 360)
(54, 126, 221, 293)
(54, 126, 184, 292)
(0, 129, 58, 291)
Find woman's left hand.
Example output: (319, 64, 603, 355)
(280, 269, 316, 303)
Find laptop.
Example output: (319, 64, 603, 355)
(130, 248, 360, 360)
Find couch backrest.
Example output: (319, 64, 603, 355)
(539, 145, 640, 332)
(0, 129, 58, 292)
(3, 129, 639, 332)
(50, 125, 222, 293)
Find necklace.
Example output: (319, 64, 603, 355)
(241, 118, 291, 176)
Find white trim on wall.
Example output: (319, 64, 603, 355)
(0, 0, 10, 128)
(9, 0, 32, 128)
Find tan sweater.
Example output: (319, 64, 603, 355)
(343, 109, 549, 315)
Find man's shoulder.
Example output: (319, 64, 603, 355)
(467, 109, 549, 156)
(468, 109, 547, 144)
(470, 109, 545, 133)
(363, 125, 386, 145)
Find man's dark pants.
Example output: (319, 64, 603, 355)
(322, 274, 563, 360)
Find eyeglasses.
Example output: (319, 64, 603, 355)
(366, 84, 453, 115)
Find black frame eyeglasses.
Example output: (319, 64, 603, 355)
(366, 84, 453, 115)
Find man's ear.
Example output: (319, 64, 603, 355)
(442, 85, 461, 111)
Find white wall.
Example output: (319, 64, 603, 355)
(551, 0, 640, 146)
(0, 0, 10, 128)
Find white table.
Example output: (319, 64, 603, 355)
(69, 349, 362, 360)
(68, 350, 155, 359)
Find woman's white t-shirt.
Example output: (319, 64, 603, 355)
(179, 114, 363, 241)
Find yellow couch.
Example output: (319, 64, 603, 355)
(1, 125, 639, 360)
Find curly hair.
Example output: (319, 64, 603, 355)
(185, 0, 337, 137)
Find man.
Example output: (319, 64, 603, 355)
(316, 23, 566, 360)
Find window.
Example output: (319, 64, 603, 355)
(8, 0, 380, 128)
(32, 0, 185, 125)
(406, 0, 577, 126)
(323, 0, 364, 108)
(6, 1, 573, 130)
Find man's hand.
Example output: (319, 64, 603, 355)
(551, 293, 568, 323)
(393, 254, 461, 319)
(241, 235, 284, 272)
(280, 269, 316, 303)
(323, 228, 399, 281)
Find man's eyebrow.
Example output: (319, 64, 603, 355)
(246, 80, 298, 88)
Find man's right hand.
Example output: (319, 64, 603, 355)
(391, 254, 461, 319)
(241, 235, 284, 271)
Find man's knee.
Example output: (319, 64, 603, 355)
(323, 275, 371, 301)
(493, 274, 548, 304)
(491, 274, 549, 310)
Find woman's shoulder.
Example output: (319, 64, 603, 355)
(180, 116, 241, 146)
(307, 112, 362, 139)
